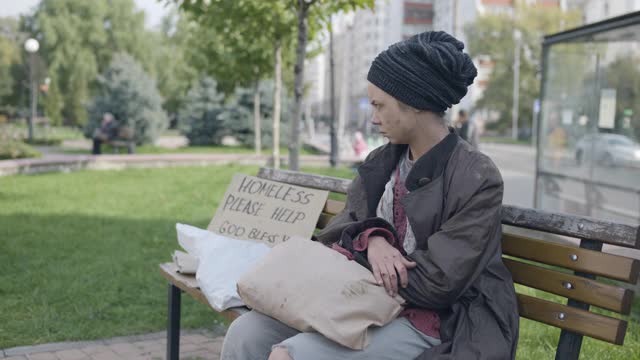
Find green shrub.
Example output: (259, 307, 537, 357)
(86, 53, 168, 145)
(178, 77, 226, 146)
(0, 140, 41, 160)
(24, 138, 63, 146)
(229, 81, 290, 149)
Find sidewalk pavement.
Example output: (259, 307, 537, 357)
(1, 329, 224, 360)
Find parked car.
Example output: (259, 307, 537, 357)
(575, 133, 640, 167)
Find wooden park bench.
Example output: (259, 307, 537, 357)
(106, 126, 135, 154)
(159, 167, 640, 360)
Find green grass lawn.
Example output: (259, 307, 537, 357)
(0, 165, 352, 349)
(0, 165, 638, 359)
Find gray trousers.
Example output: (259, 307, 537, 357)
(220, 310, 440, 360)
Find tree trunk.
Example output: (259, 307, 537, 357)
(289, 0, 310, 171)
(273, 39, 282, 169)
(254, 82, 261, 155)
(304, 96, 315, 139)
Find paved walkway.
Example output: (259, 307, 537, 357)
(0, 152, 359, 177)
(1, 329, 225, 360)
(0, 135, 363, 177)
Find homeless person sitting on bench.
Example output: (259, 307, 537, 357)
(221, 31, 519, 360)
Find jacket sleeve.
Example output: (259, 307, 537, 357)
(314, 174, 371, 244)
(314, 146, 396, 247)
(399, 157, 504, 310)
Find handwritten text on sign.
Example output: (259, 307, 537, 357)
(208, 174, 329, 246)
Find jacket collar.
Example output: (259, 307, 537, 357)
(357, 129, 460, 216)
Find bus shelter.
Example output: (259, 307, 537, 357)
(536, 11, 640, 226)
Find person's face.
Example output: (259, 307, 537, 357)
(367, 83, 416, 144)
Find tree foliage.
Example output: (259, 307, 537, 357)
(22, 0, 156, 126)
(0, 17, 24, 116)
(175, 0, 299, 159)
(176, 0, 374, 168)
(86, 53, 168, 145)
(229, 81, 291, 148)
(178, 77, 226, 145)
(176, 0, 297, 93)
(147, 12, 198, 124)
(465, 2, 581, 132)
(178, 77, 291, 147)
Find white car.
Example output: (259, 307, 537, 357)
(575, 133, 640, 167)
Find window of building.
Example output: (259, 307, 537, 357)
(404, 2, 434, 25)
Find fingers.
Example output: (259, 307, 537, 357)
(402, 257, 417, 268)
(395, 261, 409, 288)
(372, 263, 383, 285)
(379, 262, 396, 296)
(373, 260, 395, 295)
(367, 240, 416, 295)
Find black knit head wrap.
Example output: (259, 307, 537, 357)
(367, 31, 477, 113)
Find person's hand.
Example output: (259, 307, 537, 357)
(367, 235, 416, 296)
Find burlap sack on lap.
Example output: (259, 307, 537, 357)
(236, 236, 405, 350)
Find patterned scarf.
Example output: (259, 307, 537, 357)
(376, 150, 416, 254)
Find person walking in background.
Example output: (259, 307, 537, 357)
(352, 131, 369, 161)
(92, 112, 118, 155)
(455, 109, 478, 148)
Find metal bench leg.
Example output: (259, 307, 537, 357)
(555, 239, 603, 360)
(167, 284, 182, 360)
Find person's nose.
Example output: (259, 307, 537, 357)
(371, 114, 381, 125)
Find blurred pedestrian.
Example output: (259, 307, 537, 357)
(455, 109, 478, 148)
(352, 131, 369, 161)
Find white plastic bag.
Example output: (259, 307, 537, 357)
(175, 223, 271, 311)
(172, 250, 199, 274)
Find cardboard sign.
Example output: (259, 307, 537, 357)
(208, 174, 330, 246)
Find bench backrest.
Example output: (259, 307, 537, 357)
(117, 126, 134, 140)
(257, 167, 640, 359)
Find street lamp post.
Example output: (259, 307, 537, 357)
(511, 30, 521, 141)
(24, 38, 39, 143)
(328, 16, 338, 168)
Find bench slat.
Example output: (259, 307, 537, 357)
(159, 263, 241, 322)
(502, 205, 639, 249)
(503, 233, 640, 284)
(323, 199, 346, 216)
(517, 293, 627, 345)
(258, 168, 350, 194)
(504, 258, 634, 314)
